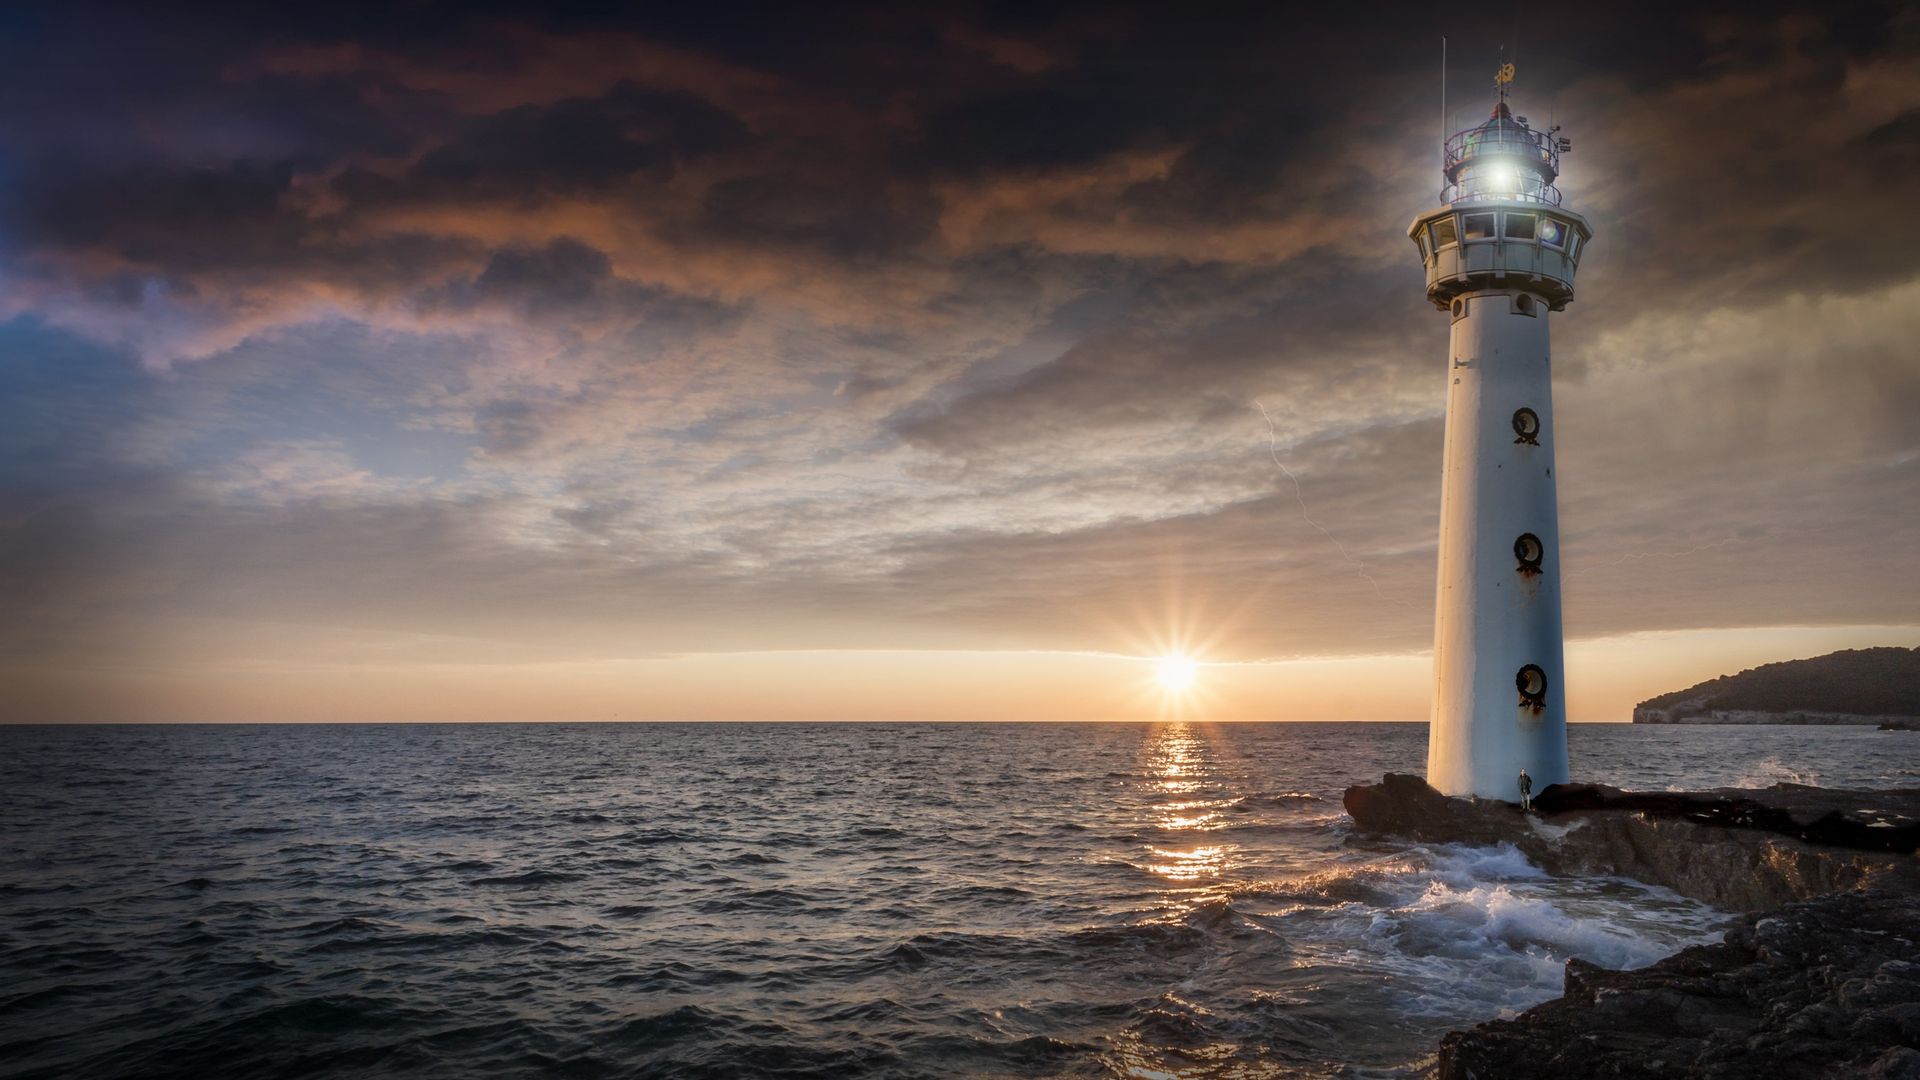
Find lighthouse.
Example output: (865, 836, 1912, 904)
(1411, 65, 1591, 799)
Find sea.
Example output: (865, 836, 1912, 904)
(3, 722, 1917, 1079)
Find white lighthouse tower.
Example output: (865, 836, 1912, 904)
(1412, 65, 1591, 799)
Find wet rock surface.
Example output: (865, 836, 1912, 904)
(1344, 774, 1920, 910)
(1436, 888, 1920, 1080)
(1343, 775, 1920, 1078)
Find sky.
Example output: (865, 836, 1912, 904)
(1, 1, 1916, 723)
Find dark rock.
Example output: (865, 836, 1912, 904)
(1532, 782, 1920, 854)
(1436, 888, 1920, 1080)
(1339, 772, 1526, 846)
(1852, 1002, 1920, 1044)
(1342, 775, 1920, 910)
(1868, 1046, 1920, 1080)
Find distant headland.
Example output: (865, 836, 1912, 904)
(1632, 647, 1920, 726)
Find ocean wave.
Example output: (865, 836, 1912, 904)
(879, 929, 1046, 969)
(898, 1031, 1095, 1069)
(693, 887, 833, 914)
(1422, 843, 1550, 888)
(1349, 870, 1727, 1017)
(602, 960, 751, 992)
(614, 827, 703, 845)
(1732, 755, 1823, 788)
(929, 884, 1031, 902)
(607, 1003, 742, 1045)
(1067, 918, 1213, 958)
(1234, 791, 1325, 807)
(66, 993, 433, 1076)
(470, 869, 584, 886)
(1232, 861, 1418, 909)
(296, 920, 541, 956)
(621, 1039, 910, 1079)
(1, 720, 1868, 1079)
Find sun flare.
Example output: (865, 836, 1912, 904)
(1155, 653, 1198, 693)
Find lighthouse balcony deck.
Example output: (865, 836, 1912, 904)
(1410, 200, 1592, 311)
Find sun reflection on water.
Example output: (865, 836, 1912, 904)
(1140, 722, 1241, 886)
(1145, 844, 1232, 881)
(1156, 799, 1228, 831)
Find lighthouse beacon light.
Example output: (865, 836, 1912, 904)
(1411, 61, 1592, 800)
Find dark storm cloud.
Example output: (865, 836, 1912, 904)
(8, 3, 1915, 322)
(375, 83, 750, 203)
(695, 172, 944, 261)
(5, 160, 301, 267)
(465, 239, 612, 312)
(0, 0, 1916, 703)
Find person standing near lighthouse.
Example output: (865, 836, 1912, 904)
(1411, 63, 1592, 801)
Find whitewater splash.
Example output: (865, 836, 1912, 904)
(1226, 842, 1726, 1023)
(1732, 755, 1823, 788)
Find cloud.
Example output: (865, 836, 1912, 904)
(0, 1, 1916, 718)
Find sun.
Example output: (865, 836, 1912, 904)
(1155, 653, 1198, 693)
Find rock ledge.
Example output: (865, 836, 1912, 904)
(1341, 774, 1920, 1078)
(1344, 773, 1919, 910)
(1436, 888, 1920, 1080)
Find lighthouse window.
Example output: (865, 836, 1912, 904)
(1512, 293, 1537, 317)
(1503, 213, 1537, 241)
(1566, 233, 1582, 259)
(1514, 533, 1544, 573)
(1429, 217, 1459, 250)
(1462, 213, 1496, 241)
(1539, 218, 1568, 248)
(1516, 664, 1549, 709)
(1512, 407, 1541, 444)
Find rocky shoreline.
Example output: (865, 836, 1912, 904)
(1437, 889, 1920, 1079)
(1342, 775, 1920, 1078)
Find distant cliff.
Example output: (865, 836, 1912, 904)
(1633, 647, 1920, 725)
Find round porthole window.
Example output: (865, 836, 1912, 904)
(1514, 533, 1544, 574)
(1516, 664, 1549, 710)
(1512, 407, 1540, 445)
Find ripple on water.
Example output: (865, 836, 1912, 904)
(0, 721, 1909, 1078)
